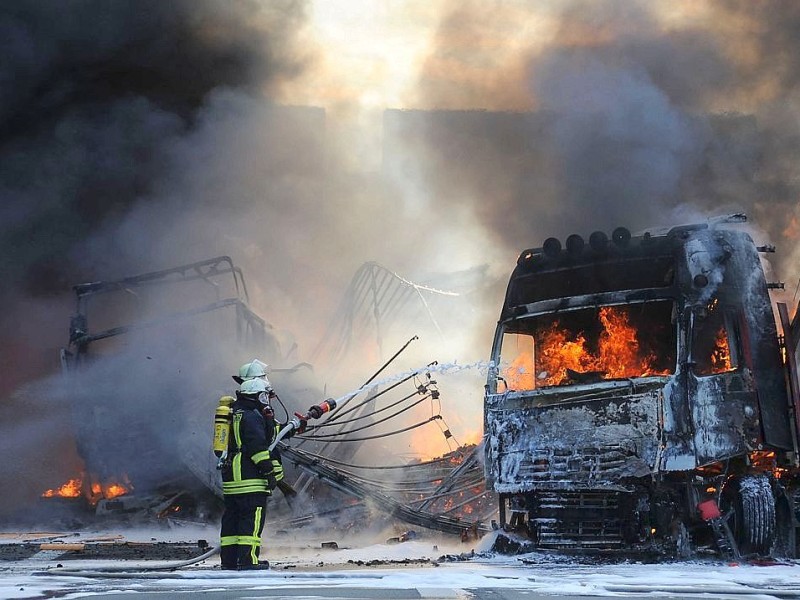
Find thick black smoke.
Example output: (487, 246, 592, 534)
(0, 0, 310, 512)
(0, 0, 304, 297)
(0, 1, 308, 392)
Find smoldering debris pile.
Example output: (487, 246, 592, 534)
(272, 442, 495, 540)
(26, 255, 493, 540)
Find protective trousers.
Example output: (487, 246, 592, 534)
(220, 492, 268, 568)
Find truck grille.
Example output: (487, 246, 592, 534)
(532, 491, 624, 548)
(517, 444, 634, 480)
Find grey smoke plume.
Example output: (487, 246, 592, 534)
(414, 0, 800, 282)
(0, 0, 488, 514)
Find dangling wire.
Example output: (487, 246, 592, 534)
(422, 377, 460, 451)
(309, 385, 431, 429)
(304, 393, 432, 438)
(295, 415, 442, 442)
(321, 366, 431, 426)
(435, 415, 460, 452)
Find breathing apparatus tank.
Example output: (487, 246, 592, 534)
(213, 395, 235, 459)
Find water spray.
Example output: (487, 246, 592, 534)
(268, 360, 489, 452)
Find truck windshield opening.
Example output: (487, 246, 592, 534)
(500, 301, 676, 390)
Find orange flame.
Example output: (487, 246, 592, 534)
(41, 478, 82, 499)
(749, 450, 776, 470)
(709, 326, 731, 373)
(510, 306, 670, 389)
(460, 430, 482, 446)
(104, 483, 128, 500)
(42, 475, 131, 505)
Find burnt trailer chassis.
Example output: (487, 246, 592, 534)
(484, 220, 800, 557)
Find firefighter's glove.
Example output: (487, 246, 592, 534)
(258, 459, 273, 476)
(293, 412, 308, 434)
(270, 459, 284, 482)
(259, 461, 278, 490)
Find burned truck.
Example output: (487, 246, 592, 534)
(484, 218, 800, 557)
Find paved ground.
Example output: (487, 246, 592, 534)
(14, 560, 800, 600)
(60, 589, 692, 599)
(4, 532, 800, 599)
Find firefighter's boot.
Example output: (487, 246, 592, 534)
(239, 560, 270, 571)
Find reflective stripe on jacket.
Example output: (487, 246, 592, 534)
(221, 394, 274, 495)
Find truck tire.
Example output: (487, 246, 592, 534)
(734, 475, 776, 555)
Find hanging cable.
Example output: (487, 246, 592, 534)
(310, 386, 429, 428)
(317, 337, 421, 426)
(288, 448, 465, 470)
(434, 416, 461, 451)
(306, 466, 479, 496)
(303, 394, 432, 438)
(319, 369, 422, 426)
(295, 415, 442, 443)
(363, 334, 419, 387)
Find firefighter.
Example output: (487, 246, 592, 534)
(219, 377, 279, 570)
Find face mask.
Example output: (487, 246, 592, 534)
(255, 392, 272, 415)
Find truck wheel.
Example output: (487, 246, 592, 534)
(773, 486, 799, 558)
(733, 475, 776, 555)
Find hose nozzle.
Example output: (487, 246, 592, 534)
(307, 398, 336, 420)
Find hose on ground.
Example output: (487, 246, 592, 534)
(34, 544, 220, 576)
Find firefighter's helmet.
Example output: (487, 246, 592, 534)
(240, 378, 267, 395)
(238, 359, 269, 380)
(239, 378, 271, 406)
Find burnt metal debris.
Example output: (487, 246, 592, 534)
(278, 443, 491, 537)
(48, 257, 489, 539)
(62, 256, 268, 370)
(485, 215, 800, 558)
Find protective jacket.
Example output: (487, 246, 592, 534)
(221, 393, 275, 495)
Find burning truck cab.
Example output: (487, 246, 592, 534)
(485, 219, 800, 557)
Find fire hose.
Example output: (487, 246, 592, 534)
(268, 398, 336, 452)
(34, 544, 222, 577)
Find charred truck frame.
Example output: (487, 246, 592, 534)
(484, 217, 800, 557)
